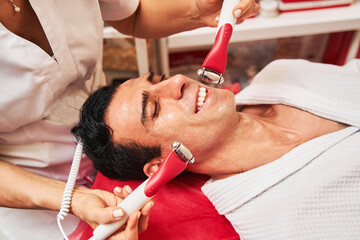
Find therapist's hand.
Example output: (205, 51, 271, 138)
(195, 0, 259, 27)
(71, 185, 153, 240)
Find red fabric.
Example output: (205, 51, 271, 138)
(323, 31, 354, 66)
(279, 3, 351, 12)
(69, 172, 239, 240)
(222, 82, 241, 95)
(282, 0, 343, 2)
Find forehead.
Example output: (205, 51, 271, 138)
(105, 76, 151, 144)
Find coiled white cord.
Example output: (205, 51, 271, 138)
(57, 141, 83, 240)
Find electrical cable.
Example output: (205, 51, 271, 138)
(57, 140, 83, 240)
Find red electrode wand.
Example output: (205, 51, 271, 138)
(197, 0, 240, 84)
(89, 142, 194, 240)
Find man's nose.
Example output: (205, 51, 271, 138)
(153, 75, 185, 99)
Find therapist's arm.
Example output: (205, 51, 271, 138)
(107, 0, 259, 39)
(0, 160, 152, 238)
(0, 160, 66, 210)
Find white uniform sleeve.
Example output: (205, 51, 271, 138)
(99, 0, 140, 21)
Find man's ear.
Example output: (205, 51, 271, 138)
(143, 157, 163, 177)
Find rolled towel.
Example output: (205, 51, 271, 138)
(235, 59, 360, 127)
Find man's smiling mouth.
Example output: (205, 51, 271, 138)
(196, 87, 207, 113)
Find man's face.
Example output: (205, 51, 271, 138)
(105, 73, 238, 173)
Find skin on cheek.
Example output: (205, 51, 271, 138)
(156, 116, 206, 152)
(151, 113, 175, 133)
(165, 113, 175, 120)
(149, 112, 194, 148)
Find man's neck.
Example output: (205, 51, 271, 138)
(209, 104, 347, 180)
(209, 105, 302, 180)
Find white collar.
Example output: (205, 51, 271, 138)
(202, 126, 360, 214)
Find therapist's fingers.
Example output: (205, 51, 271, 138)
(233, 0, 259, 22)
(235, 19, 245, 24)
(124, 211, 142, 239)
(215, 1, 259, 25)
(138, 200, 154, 232)
(113, 185, 132, 199)
(107, 211, 141, 240)
(83, 203, 125, 230)
(237, 2, 260, 20)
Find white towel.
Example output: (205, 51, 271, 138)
(203, 59, 360, 240)
(202, 127, 360, 240)
(235, 59, 360, 127)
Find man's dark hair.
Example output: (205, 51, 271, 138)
(72, 81, 161, 180)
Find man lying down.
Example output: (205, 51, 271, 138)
(72, 59, 360, 239)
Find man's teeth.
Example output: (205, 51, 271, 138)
(197, 87, 207, 111)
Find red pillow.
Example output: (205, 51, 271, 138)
(69, 172, 239, 240)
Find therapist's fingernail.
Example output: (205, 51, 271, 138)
(137, 212, 141, 220)
(234, 9, 242, 18)
(125, 185, 132, 194)
(114, 187, 121, 194)
(113, 209, 123, 218)
(215, 15, 220, 22)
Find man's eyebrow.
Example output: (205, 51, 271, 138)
(141, 91, 149, 126)
(146, 72, 154, 83)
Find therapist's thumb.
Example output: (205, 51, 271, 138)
(90, 206, 125, 226)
